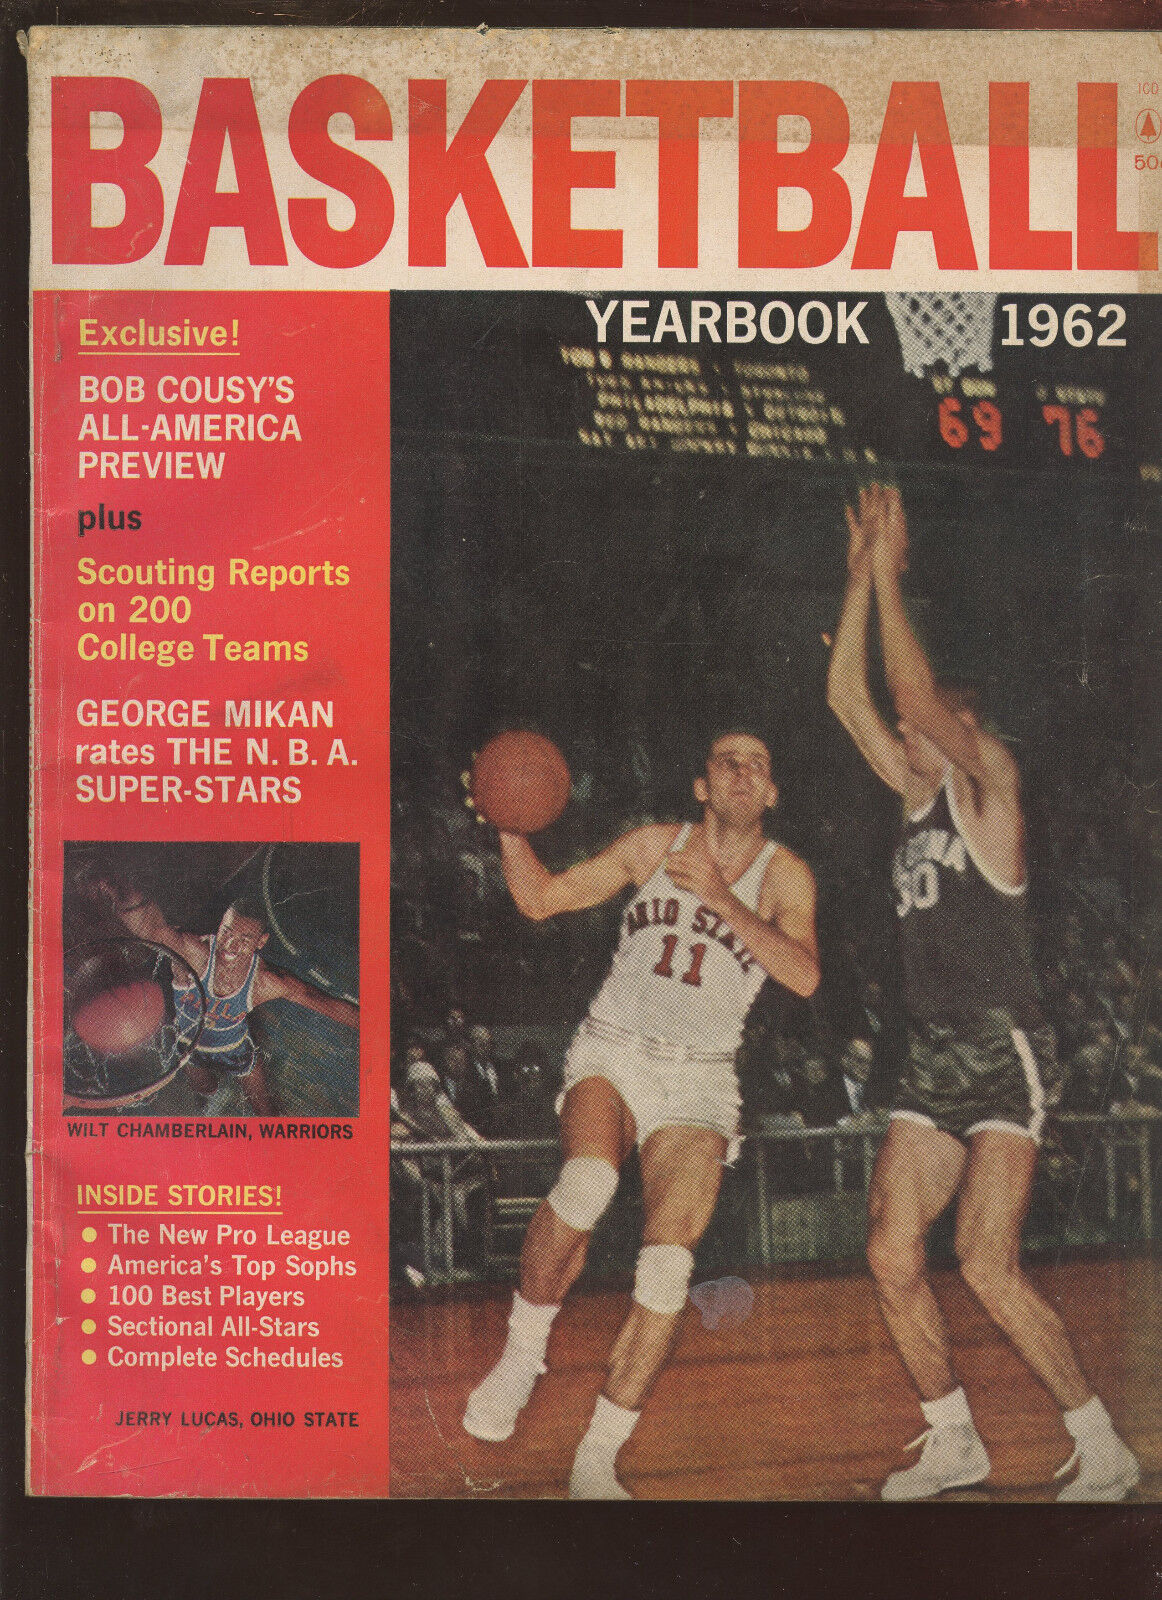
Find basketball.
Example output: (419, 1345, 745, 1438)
(72, 980, 167, 1055)
(471, 731, 571, 834)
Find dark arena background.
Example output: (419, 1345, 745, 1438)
(389, 292, 1161, 1499)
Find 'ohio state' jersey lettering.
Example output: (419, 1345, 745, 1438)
(626, 897, 680, 935)
(588, 825, 778, 1055)
(691, 902, 756, 970)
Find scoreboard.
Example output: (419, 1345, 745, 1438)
(392, 287, 1162, 819)
(563, 346, 864, 464)
(550, 293, 1160, 484)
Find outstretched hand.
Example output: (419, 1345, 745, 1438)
(74, 865, 138, 915)
(875, 483, 909, 576)
(846, 482, 908, 578)
(844, 499, 870, 576)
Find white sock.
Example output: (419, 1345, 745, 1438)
(579, 1394, 640, 1460)
(507, 1292, 559, 1358)
(921, 1386, 973, 1432)
(1063, 1395, 1113, 1441)
(569, 1395, 640, 1499)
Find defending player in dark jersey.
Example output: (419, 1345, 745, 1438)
(461, 732, 819, 1498)
(828, 483, 1139, 1503)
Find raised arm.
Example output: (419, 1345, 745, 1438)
(867, 484, 986, 788)
(827, 492, 910, 794)
(498, 824, 677, 922)
(95, 880, 206, 970)
(252, 966, 359, 1028)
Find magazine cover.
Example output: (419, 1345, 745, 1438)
(26, 26, 1160, 1502)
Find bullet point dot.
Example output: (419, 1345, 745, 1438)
(81, 1227, 97, 1243)
(81, 1350, 97, 1365)
(80, 1289, 96, 1304)
(81, 1319, 96, 1334)
(81, 1258, 96, 1273)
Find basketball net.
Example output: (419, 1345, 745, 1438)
(64, 1023, 188, 1111)
(884, 292, 998, 379)
(63, 938, 206, 1112)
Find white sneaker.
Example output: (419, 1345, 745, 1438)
(568, 1449, 632, 1500)
(1056, 1433, 1140, 1502)
(881, 1424, 990, 1501)
(462, 1342, 546, 1442)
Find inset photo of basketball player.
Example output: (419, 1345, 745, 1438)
(63, 842, 359, 1118)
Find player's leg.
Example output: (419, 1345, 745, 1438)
(520, 1076, 633, 1305)
(955, 1128, 1139, 1500)
(239, 1047, 277, 1116)
(867, 1117, 992, 1499)
(463, 1077, 633, 1442)
(569, 1125, 724, 1500)
(183, 1057, 216, 1096)
(867, 1117, 966, 1399)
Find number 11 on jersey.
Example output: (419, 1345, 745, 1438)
(653, 937, 706, 987)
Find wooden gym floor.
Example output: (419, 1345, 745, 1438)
(389, 1255, 1161, 1500)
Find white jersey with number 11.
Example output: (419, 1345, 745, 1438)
(588, 824, 778, 1056)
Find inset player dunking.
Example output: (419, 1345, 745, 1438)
(93, 880, 359, 1117)
(828, 483, 1139, 1502)
(461, 730, 819, 1498)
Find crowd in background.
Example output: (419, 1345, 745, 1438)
(392, 1011, 559, 1144)
(389, 728, 1161, 1282)
(392, 732, 1162, 1125)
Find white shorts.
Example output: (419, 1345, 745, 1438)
(556, 1016, 743, 1164)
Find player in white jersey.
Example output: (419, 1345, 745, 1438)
(462, 731, 819, 1498)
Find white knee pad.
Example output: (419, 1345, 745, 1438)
(547, 1157, 619, 1233)
(633, 1244, 695, 1315)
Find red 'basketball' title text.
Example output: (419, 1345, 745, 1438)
(52, 78, 1156, 273)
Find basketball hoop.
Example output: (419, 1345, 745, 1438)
(63, 937, 207, 1112)
(260, 841, 360, 1003)
(885, 293, 998, 379)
